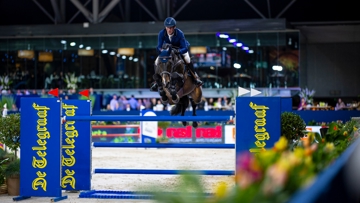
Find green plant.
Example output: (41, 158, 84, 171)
(281, 112, 306, 141)
(0, 113, 20, 159)
(0, 96, 15, 112)
(158, 121, 171, 129)
(3, 159, 20, 178)
(0, 158, 10, 185)
(307, 120, 316, 126)
(156, 136, 169, 143)
(0, 76, 13, 90)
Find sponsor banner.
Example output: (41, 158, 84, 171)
(306, 126, 321, 135)
(140, 111, 158, 143)
(92, 124, 226, 144)
(235, 97, 281, 155)
(92, 125, 140, 143)
(61, 100, 91, 191)
(224, 125, 236, 144)
(20, 97, 62, 197)
(165, 125, 223, 143)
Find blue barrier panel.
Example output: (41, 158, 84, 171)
(61, 100, 91, 191)
(93, 143, 235, 149)
(235, 97, 281, 154)
(94, 169, 234, 176)
(19, 98, 65, 199)
(66, 115, 232, 122)
(289, 136, 360, 203)
(293, 110, 360, 124)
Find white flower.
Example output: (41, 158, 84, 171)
(299, 88, 315, 104)
(64, 73, 78, 90)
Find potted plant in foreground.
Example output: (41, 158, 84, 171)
(0, 113, 21, 195)
(3, 159, 20, 195)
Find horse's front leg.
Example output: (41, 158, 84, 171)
(169, 83, 179, 103)
(159, 87, 169, 105)
(154, 74, 168, 104)
(189, 98, 198, 128)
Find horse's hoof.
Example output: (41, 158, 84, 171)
(172, 94, 180, 103)
(160, 98, 169, 105)
(182, 121, 188, 126)
(192, 122, 198, 128)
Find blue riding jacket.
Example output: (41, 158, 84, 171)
(157, 28, 190, 55)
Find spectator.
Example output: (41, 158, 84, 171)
(11, 104, 18, 111)
(125, 103, 131, 111)
(16, 89, 23, 96)
(137, 99, 146, 111)
(155, 100, 164, 111)
(128, 95, 138, 110)
(298, 98, 307, 111)
(150, 98, 157, 110)
(335, 98, 346, 111)
(118, 95, 128, 111)
(208, 98, 215, 111)
(109, 94, 119, 111)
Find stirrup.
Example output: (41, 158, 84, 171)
(150, 83, 158, 92)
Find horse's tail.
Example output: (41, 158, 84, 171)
(170, 103, 182, 116)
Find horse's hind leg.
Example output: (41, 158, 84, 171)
(190, 98, 198, 128)
(180, 97, 189, 126)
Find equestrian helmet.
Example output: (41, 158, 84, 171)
(164, 17, 176, 27)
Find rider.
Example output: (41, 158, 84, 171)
(150, 17, 203, 92)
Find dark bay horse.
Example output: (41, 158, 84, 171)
(153, 44, 202, 128)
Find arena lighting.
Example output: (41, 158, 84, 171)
(272, 65, 283, 71)
(60, 40, 66, 44)
(234, 43, 242, 47)
(133, 58, 139, 62)
(129, 56, 133, 60)
(190, 46, 207, 54)
(216, 32, 229, 39)
(122, 55, 126, 59)
(248, 50, 254, 54)
(18, 50, 34, 59)
(70, 42, 76, 46)
(79, 44, 84, 48)
(38, 52, 53, 62)
(118, 48, 135, 56)
(228, 39, 236, 43)
(233, 63, 241, 69)
(109, 51, 116, 55)
(101, 50, 108, 54)
(78, 49, 94, 56)
(242, 47, 249, 50)
(85, 46, 91, 50)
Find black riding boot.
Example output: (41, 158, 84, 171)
(187, 62, 203, 86)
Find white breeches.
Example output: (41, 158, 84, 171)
(155, 52, 190, 65)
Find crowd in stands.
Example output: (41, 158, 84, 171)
(105, 94, 234, 112)
(0, 87, 235, 113)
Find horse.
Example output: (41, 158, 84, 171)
(153, 44, 203, 128)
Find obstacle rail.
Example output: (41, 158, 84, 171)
(65, 115, 232, 122)
(92, 143, 235, 148)
(94, 169, 234, 176)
